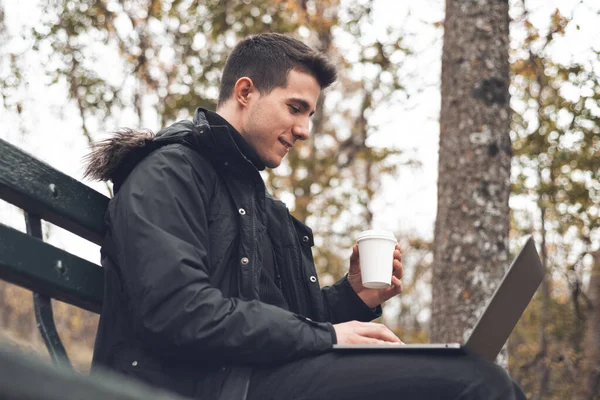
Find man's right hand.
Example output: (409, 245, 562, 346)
(333, 321, 404, 345)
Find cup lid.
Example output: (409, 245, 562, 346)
(356, 229, 397, 243)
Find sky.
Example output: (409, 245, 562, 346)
(1, 0, 599, 267)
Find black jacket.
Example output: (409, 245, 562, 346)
(90, 109, 381, 399)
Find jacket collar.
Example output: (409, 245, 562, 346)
(203, 110, 265, 171)
(83, 108, 265, 191)
(189, 108, 264, 184)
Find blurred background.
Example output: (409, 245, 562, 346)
(0, 0, 598, 399)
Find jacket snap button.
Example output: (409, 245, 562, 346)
(302, 236, 310, 243)
(241, 257, 249, 265)
(238, 208, 246, 215)
(309, 276, 317, 283)
(131, 361, 138, 367)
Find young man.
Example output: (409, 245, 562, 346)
(85, 33, 525, 400)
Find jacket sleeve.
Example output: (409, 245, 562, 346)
(321, 275, 382, 324)
(109, 145, 333, 364)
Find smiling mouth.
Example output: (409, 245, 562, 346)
(279, 138, 292, 150)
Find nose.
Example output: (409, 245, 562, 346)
(292, 118, 310, 141)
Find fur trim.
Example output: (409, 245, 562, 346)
(83, 128, 155, 181)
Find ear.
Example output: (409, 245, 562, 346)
(233, 77, 255, 108)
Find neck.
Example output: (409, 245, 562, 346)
(215, 102, 244, 136)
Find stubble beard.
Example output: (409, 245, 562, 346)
(244, 107, 284, 169)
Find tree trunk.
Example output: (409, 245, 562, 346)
(575, 251, 600, 400)
(0, 1, 5, 37)
(431, 0, 512, 359)
(534, 172, 551, 400)
(0, 0, 6, 49)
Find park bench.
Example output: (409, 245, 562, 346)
(0, 138, 184, 399)
(0, 137, 107, 368)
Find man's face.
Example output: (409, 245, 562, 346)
(240, 69, 321, 168)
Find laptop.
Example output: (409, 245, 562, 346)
(333, 236, 545, 362)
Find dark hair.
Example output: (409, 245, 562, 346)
(217, 33, 337, 107)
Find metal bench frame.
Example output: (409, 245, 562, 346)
(0, 138, 108, 368)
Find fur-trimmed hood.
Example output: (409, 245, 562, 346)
(82, 128, 156, 182)
(83, 110, 211, 187)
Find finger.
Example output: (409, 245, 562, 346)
(351, 333, 392, 345)
(393, 260, 403, 279)
(359, 337, 390, 345)
(384, 340, 405, 345)
(394, 249, 402, 262)
(381, 278, 402, 298)
(391, 276, 403, 293)
(357, 323, 402, 343)
(350, 243, 359, 261)
(359, 332, 405, 346)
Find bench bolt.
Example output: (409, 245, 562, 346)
(54, 260, 66, 275)
(49, 183, 58, 198)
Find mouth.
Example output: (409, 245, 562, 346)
(279, 138, 293, 151)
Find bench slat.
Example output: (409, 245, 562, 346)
(0, 223, 103, 313)
(0, 343, 188, 400)
(0, 138, 109, 245)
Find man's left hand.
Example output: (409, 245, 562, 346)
(347, 243, 403, 309)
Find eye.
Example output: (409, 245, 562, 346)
(288, 104, 300, 114)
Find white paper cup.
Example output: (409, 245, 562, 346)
(357, 229, 397, 289)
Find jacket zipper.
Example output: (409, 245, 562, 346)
(287, 215, 311, 316)
(250, 193, 258, 300)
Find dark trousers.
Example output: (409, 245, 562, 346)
(247, 351, 527, 400)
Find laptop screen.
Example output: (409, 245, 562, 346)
(464, 237, 544, 362)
